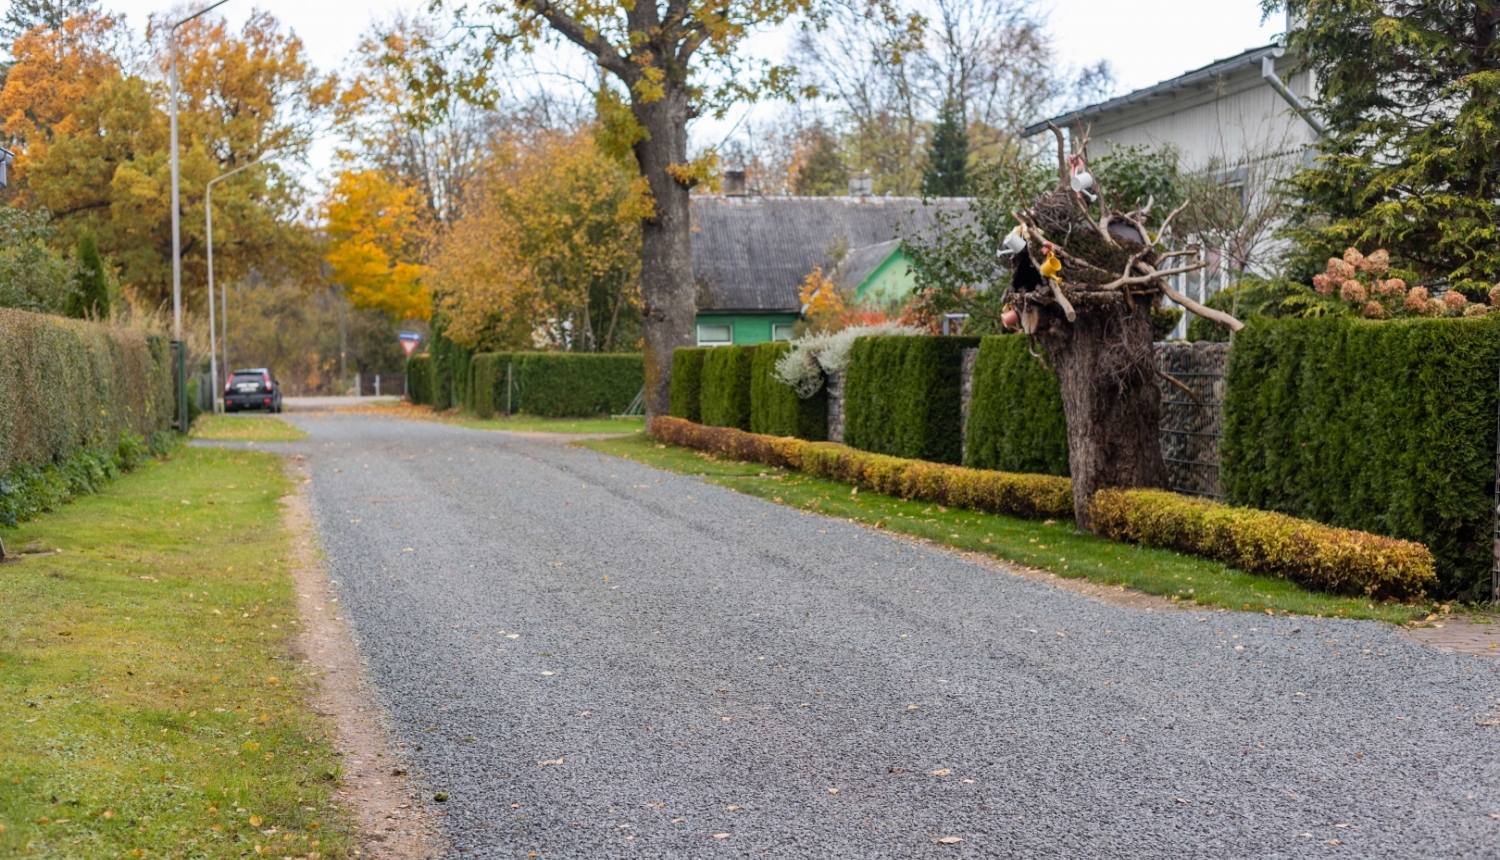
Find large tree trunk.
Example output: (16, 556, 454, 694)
(632, 87, 697, 420)
(1034, 291, 1167, 530)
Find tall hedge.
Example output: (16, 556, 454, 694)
(467, 353, 643, 418)
(427, 325, 472, 411)
(700, 345, 756, 430)
(845, 335, 978, 464)
(1223, 314, 1500, 600)
(670, 347, 709, 423)
(965, 335, 1069, 475)
(749, 342, 827, 440)
(0, 309, 174, 524)
(406, 354, 434, 405)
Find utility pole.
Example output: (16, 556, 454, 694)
(169, 0, 232, 431)
(339, 294, 348, 395)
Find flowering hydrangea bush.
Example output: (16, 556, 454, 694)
(1312, 247, 1492, 320)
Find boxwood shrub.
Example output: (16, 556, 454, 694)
(0, 308, 174, 525)
(844, 335, 978, 464)
(700, 345, 756, 430)
(1223, 314, 1500, 600)
(670, 347, 709, 423)
(750, 342, 827, 440)
(965, 334, 1069, 475)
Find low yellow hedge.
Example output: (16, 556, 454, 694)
(649, 416, 1074, 520)
(1088, 489, 1436, 600)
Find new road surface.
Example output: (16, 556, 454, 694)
(271, 412, 1500, 858)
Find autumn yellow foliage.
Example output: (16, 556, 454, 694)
(323, 169, 431, 322)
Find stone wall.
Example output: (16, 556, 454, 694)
(826, 372, 845, 444)
(1154, 341, 1230, 499)
(959, 348, 978, 463)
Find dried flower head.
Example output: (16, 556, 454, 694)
(1312, 273, 1335, 295)
(1359, 249, 1390, 276)
(1326, 257, 1356, 280)
(1340, 279, 1367, 304)
(1403, 286, 1430, 314)
(1489, 284, 1500, 307)
(1464, 304, 1489, 318)
(1374, 279, 1406, 301)
(1361, 300, 1388, 319)
(1420, 296, 1446, 317)
(1443, 290, 1469, 313)
(1343, 247, 1366, 269)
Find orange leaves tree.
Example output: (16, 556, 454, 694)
(432, 0, 821, 416)
(323, 169, 431, 323)
(428, 128, 650, 353)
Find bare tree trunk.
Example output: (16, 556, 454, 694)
(1035, 292, 1167, 529)
(632, 87, 697, 420)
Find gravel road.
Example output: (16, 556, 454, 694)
(278, 412, 1500, 858)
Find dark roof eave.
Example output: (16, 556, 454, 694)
(1021, 43, 1282, 138)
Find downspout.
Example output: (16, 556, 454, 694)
(1261, 46, 1326, 137)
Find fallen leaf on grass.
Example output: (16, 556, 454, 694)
(249, 815, 263, 826)
(936, 836, 963, 845)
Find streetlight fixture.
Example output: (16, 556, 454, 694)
(205, 155, 271, 413)
(168, 0, 232, 430)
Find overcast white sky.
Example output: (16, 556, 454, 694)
(15, 0, 1286, 181)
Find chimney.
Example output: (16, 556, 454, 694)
(724, 169, 747, 197)
(848, 173, 873, 197)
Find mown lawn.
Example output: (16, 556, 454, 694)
(192, 414, 309, 443)
(0, 446, 350, 858)
(581, 433, 1428, 624)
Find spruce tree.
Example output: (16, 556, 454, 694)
(66, 233, 110, 319)
(922, 100, 969, 197)
(1271, 0, 1500, 292)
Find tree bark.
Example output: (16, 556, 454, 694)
(632, 87, 697, 420)
(1034, 291, 1168, 529)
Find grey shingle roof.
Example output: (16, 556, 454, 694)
(833, 239, 902, 293)
(690, 196, 970, 312)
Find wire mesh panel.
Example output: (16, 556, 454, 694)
(1155, 342, 1229, 499)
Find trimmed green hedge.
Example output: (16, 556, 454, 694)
(466, 353, 643, 418)
(700, 345, 756, 430)
(670, 347, 708, 423)
(965, 335, 1069, 475)
(1223, 314, 1500, 600)
(406, 354, 434, 405)
(845, 335, 978, 464)
(0, 308, 174, 525)
(750, 342, 827, 440)
(428, 326, 472, 411)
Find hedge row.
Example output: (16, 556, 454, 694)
(750, 342, 828, 441)
(1089, 489, 1436, 600)
(0, 308, 174, 525)
(700, 345, 755, 429)
(650, 416, 1073, 520)
(965, 335, 1070, 475)
(1223, 314, 1500, 600)
(465, 352, 643, 418)
(844, 335, 977, 464)
(407, 354, 434, 406)
(669, 348, 708, 423)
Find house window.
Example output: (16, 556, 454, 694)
(696, 323, 733, 346)
(771, 323, 794, 342)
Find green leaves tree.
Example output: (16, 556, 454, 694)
(1268, 0, 1500, 293)
(432, 0, 821, 417)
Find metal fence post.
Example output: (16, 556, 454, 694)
(1493, 351, 1500, 602)
(505, 362, 514, 416)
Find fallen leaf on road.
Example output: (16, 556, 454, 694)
(506, 634, 520, 639)
(1325, 839, 1341, 845)
(726, 806, 743, 812)
(401, 548, 413, 553)
(1175, 798, 1192, 804)
(713, 833, 730, 840)
(907, 704, 919, 711)
(540, 671, 555, 676)
(538, 758, 563, 767)
(936, 836, 963, 845)
(1333, 823, 1349, 828)
(931, 769, 951, 777)
(827, 788, 839, 795)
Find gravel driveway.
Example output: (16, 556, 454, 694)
(279, 412, 1500, 858)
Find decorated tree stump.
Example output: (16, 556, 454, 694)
(1004, 125, 1243, 529)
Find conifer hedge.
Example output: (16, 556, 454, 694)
(844, 335, 978, 464)
(965, 335, 1069, 475)
(406, 354, 434, 405)
(749, 342, 827, 440)
(700, 345, 756, 430)
(1223, 314, 1500, 599)
(0, 309, 174, 525)
(466, 352, 642, 418)
(669, 347, 708, 423)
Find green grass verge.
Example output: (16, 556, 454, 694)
(192, 415, 309, 443)
(580, 433, 1427, 624)
(0, 446, 351, 857)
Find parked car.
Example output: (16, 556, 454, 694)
(224, 368, 283, 413)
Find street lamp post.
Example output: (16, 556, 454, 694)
(169, 0, 232, 430)
(205, 156, 269, 413)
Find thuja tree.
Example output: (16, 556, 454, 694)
(432, 0, 822, 418)
(1004, 127, 1242, 527)
(1269, 0, 1500, 293)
